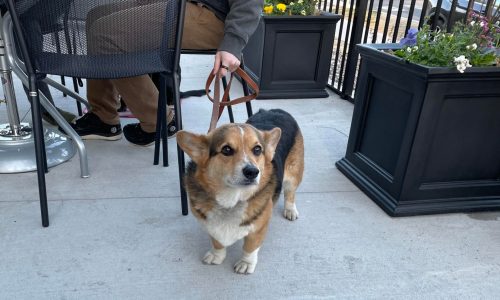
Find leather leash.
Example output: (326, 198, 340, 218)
(205, 67, 259, 133)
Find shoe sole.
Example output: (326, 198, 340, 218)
(81, 133, 123, 141)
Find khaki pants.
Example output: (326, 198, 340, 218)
(86, 1, 224, 132)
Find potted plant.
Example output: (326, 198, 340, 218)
(336, 13, 500, 216)
(242, 0, 341, 99)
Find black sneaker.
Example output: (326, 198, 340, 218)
(70, 112, 122, 141)
(123, 119, 177, 146)
(123, 123, 156, 146)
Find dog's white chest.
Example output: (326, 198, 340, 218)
(202, 201, 253, 247)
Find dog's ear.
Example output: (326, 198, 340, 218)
(263, 127, 281, 161)
(176, 130, 209, 164)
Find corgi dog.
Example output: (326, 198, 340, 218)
(176, 109, 304, 274)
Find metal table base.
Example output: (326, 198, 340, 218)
(0, 123, 75, 173)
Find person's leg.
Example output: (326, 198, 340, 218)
(114, 2, 224, 133)
(69, 78, 122, 140)
(85, 0, 142, 118)
(82, 2, 225, 143)
(78, 1, 155, 139)
(86, 1, 166, 55)
(85, 1, 167, 134)
(181, 2, 224, 50)
(86, 79, 120, 125)
(86, 0, 139, 30)
(111, 75, 158, 132)
(82, 2, 168, 144)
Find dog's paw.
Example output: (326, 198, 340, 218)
(234, 259, 256, 274)
(202, 248, 226, 265)
(284, 203, 299, 221)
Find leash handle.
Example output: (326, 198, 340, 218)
(205, 67, 259, 132)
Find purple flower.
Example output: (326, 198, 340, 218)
(400, 28, 418, 46)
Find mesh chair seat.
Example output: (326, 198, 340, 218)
(16, 0, 179, 79)
(33, 50, 175, 79)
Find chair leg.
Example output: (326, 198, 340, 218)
(6, 0, 49, 227)
(154, 82, 165, 166)
(30, 80, 49, 227)
(153, 120, 161, 165)
(154, 73, 170, 167)
(221, 76, 234, 123)
(240, 57, 253, 117)
(172, 72, 188, 216)
(42, 136, 48, 173)
(160, 73, 168, 167)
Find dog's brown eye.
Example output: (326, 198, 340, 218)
(253, 145, 262, 156)
(221, 145, 234, 156)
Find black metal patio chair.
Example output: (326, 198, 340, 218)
(5, 0, 187, 227)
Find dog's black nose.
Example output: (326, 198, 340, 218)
(242, 165, 259, 180)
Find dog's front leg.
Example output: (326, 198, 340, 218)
(203, 238, 226, 265)
(234, 222, 269, 275)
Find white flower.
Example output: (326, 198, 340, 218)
(453, 55, 472, 73)
(289, 2, 294, 5)
(298, 0, 303, 3)
(454, 55, 466, 63)
(466, 43, 478, 50)
(470, 21, 476, 26)
(300, 9, 306, 15)
(496, 21, 500, 26)
(406, 47, 412, 53)
(413, 46, 418, 51)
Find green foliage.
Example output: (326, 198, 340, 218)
(394, 13, 499, 71)
(263, 0, 318, 16)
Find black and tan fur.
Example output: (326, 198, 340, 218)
(176, 109, 304, 274)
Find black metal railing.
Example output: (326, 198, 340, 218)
(319, 0, 499, 101)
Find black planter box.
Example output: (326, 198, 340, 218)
(336, 43, 500, 216)
(242, 13, 341, 99)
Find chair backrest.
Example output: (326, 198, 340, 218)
(7, 0, 185, 79)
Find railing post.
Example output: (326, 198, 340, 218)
(341, 0, 369, 100)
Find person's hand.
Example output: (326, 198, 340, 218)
(213, 51, 240, 78)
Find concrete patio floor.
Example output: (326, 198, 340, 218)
(1, 55, 500, 299)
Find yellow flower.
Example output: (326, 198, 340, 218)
(263, 5, 274, 14)
(276, 3, 287, 12)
